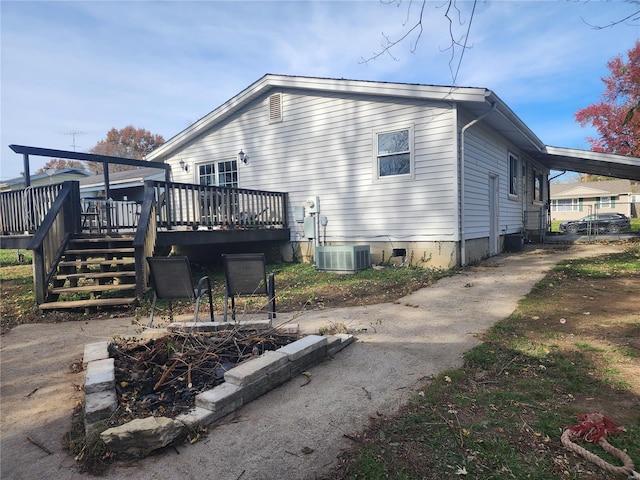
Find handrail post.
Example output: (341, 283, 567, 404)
(32, 245, 46, 305)
(134, 181, 158, 298)
(164, 181, 173, 230)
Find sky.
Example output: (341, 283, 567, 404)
(1, 0, 638, 181)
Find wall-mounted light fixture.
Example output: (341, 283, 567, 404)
(237, 150, 247, 164)
(179, 158, 189, 172)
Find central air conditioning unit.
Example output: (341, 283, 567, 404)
(315, 245, 371, 273)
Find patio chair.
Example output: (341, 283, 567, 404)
(221, 253, 276, 322)
(146, 256, 214, 327)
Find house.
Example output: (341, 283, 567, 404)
(0, 167, 91, 192)
(3, 77, 639, 310)
(139, 74, 638, 268)
(79, 166, 166, 202)
(550, 179, 640, 221)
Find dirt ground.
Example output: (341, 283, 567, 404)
(0, 243, 634, 480)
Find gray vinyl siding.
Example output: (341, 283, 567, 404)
(167, 89, 460, 243)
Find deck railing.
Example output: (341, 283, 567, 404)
(133, 182, 158, 296)
(28, 181, 81, 304)
(0, 183, 64, 234)
(80, 198, 141, 233)
(153, 181, 288, 230)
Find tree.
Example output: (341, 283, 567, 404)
(362, 1, 640, 86)
(575, 41, 640, 158)
(88, 126, 165, 173)
(35, 158, 86, 174)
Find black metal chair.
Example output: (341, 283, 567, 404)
(222, 253, 276, 322)
(146, 256, 214, 327)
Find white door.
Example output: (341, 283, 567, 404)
(489, 174, 499, 255)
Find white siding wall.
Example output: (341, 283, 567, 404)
(165, 89, 460, 243)
(459, 115, 525, 239)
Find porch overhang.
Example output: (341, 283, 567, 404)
(528, 146, 640, 181)
(8, 145, 172, 196)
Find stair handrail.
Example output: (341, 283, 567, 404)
(133, 181, 158, 298)
(28, 181, 81, 305)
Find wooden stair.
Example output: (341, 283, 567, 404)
(39, 234, 138, 311)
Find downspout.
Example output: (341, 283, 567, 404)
(459, 101, 497, 266)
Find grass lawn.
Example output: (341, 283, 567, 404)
(327, 244, 640, 480)
(0, 250, 451, 333)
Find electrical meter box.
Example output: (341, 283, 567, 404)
(294, 206, 305, 223)
(304, 216, 316, 239)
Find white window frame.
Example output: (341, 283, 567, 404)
(508, 152, 519, 198)
(197, 159, 238, 188)
(372, 125, 414, 182)
(598, 196, 611, 209)
(533, 170, 544, 203)
(551, 199, 579, 212)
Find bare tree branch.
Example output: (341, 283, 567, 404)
(582, 6, 640, 30)
(359, 0, 427, 64)
(360, 0, 477, 86)
(440, 0, 477, 84)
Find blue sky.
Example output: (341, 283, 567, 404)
(1, 0, 638, 181)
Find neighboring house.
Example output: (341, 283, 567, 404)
(79, 166, 166, 201)
(550, 180, 640, 221)
(145, 74, 637, 268)
(0, 168, 91, 192)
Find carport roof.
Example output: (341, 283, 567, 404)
(529, 146, 640, 181)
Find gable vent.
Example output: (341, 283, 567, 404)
(269, 93, 282, 123)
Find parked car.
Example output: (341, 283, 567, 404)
(559, 213, 631, 234)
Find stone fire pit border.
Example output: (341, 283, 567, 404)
(82, 320, 354, 456)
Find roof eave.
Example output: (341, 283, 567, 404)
(146, 74, 495, 161)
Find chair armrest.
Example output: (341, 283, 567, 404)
(195, 276, 212, 297)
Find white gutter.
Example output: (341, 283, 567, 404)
(459, 102, 497, 266)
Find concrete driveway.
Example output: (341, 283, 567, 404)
(0, 243, 626, 480)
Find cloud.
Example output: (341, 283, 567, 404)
(1, 0, 637, 179)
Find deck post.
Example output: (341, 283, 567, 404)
(32, 245, 46, 305)
(22, 153, 31, 187)
(103, 164, 113, 232)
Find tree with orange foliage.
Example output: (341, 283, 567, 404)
(35, 158, 86, 174)
(575, 41, 640, 158)
(88, 126, 165, 173)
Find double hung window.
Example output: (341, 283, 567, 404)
(375, 127, 412, 179)
(508, 153, 519, 197)
(533, 171, 544, 202)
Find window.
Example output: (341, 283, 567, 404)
(375, 128, 412, 178)
(508, 153, 519, 196)
(598, 196, 611, 208)
(551, 199, 579, 212)
(198, 160, 238, 187)
(533, 171, 544, 201)
(217, 160, 238, 187)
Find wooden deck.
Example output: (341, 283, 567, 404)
(0, 180, 289, 310)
